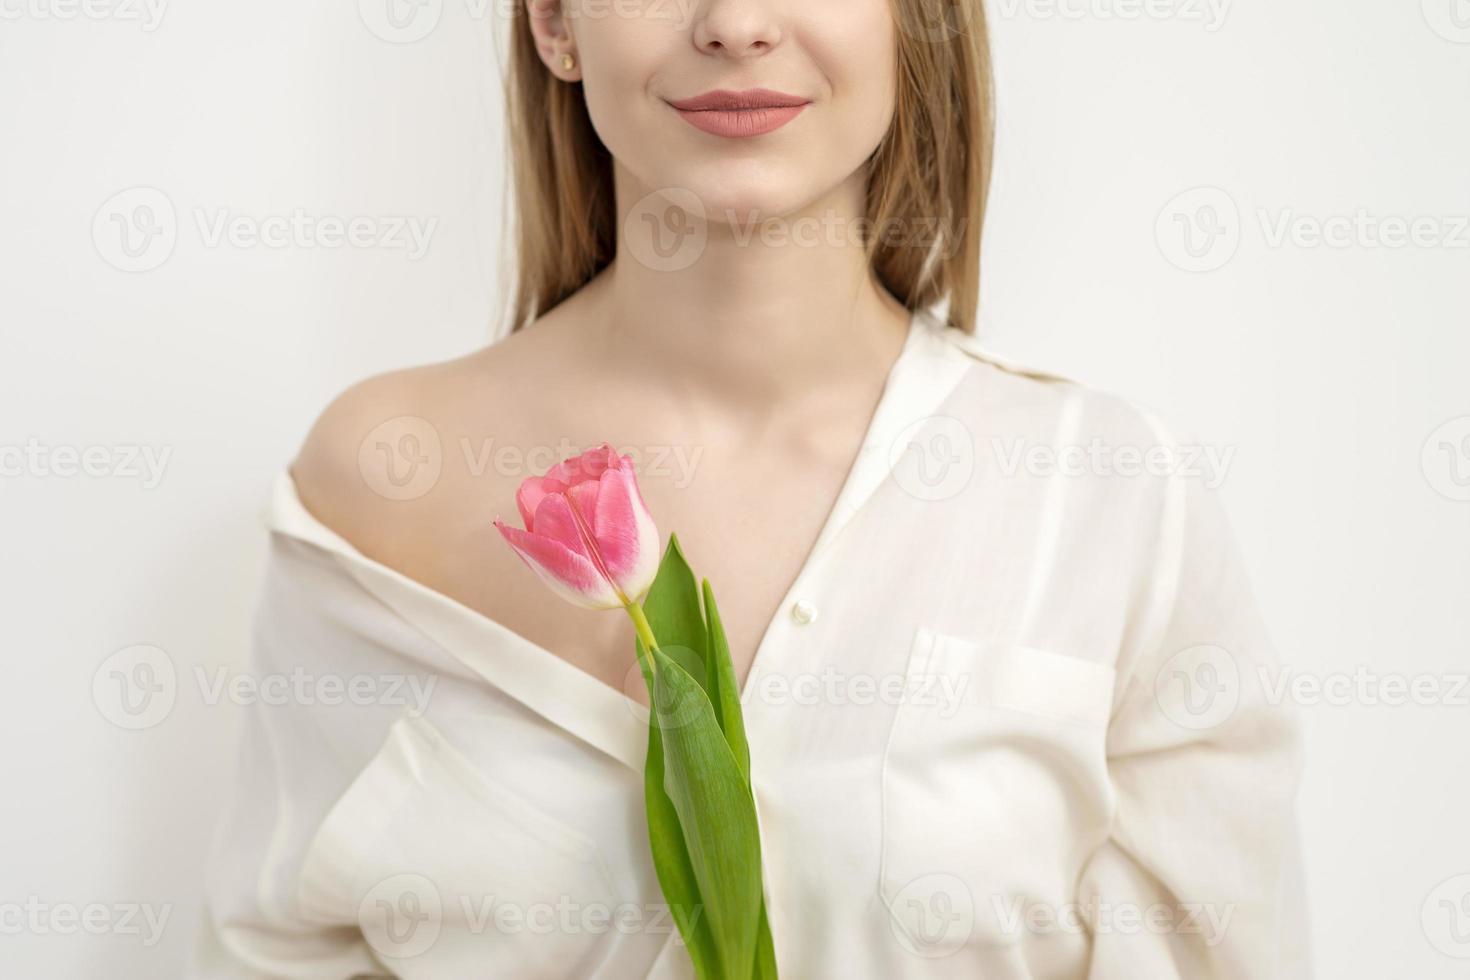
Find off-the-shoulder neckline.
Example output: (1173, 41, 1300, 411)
(261, 304, 982, 770)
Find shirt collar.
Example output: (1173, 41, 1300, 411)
(801, 304, 978, 563)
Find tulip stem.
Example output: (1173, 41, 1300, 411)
(624, 600, 661, 678)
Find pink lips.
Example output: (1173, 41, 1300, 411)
(666, 88, 811, 138)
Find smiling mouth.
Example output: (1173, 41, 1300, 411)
(665, 88, 812, 139)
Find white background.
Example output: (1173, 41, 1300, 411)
(1, 0, 1467, 976)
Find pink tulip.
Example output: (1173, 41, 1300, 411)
(493, 443, 661, 610)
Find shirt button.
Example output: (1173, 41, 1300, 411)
(790, 599, 819, 624)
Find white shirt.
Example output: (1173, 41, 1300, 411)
(194, 306, 1310, 979)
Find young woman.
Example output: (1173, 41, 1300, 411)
(196, 0, 1308, 976)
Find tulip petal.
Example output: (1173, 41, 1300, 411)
(547, 443, 618, 487)
(565, 478, 603, 530)
(514, 476, 568, 532)
(493, 520, 622, 609)
(594, 461, 661, 600)
(531, 492, 604, 565)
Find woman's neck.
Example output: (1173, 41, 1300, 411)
(583, 174, 912, 419)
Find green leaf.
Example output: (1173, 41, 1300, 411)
(655, 643, 701, 682)
(638, 668, 722, 980)
(703, 579, 776, 976)
(753, 899, 778, 980)
(650, 647, 763, 980)
(634, 538, 777, 978)
(701, 578, 750, 783)
(642, 534, 709, 688)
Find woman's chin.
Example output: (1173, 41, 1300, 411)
(679, 183, 814, 229)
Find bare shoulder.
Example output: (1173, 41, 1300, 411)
(289, 342, 516, 546)
(290, 361, 442, 547)
(288, 301, 601, 562)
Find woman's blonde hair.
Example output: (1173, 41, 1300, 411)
(501, 1, 994, 335)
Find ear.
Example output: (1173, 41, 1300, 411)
(526, 0, 582, 83)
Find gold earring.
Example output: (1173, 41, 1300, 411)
(561, 53, 575, 71)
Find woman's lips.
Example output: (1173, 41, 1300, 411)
(666, 88, 811, 139)
(674, 105, 807, 138)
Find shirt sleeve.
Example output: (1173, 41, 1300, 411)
(1079, 442, 1312, 978)
(190, 534, 403, 979)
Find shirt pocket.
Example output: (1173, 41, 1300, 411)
(878, 627, 1117, 960)
(295, 713, 620, 978)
